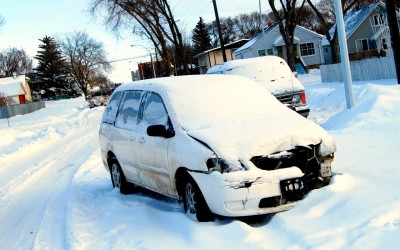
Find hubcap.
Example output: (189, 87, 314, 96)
(111, 163, 121, 188)
(185, 183, 196, 214)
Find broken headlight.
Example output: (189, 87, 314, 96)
(207, 158, 230, 173)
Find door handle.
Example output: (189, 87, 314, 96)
(139, 137, 146, 144)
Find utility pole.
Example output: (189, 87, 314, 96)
(385, 0, 400, 84)
(212, 0, 227, 62)
(259, 0, 264, 36)
(334, 0, 354, 108)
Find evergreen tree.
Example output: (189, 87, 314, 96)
(192, 17, 212, 56)
(34, 36, 77, 97)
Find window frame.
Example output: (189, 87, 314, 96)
(258, 49, 266, 57)
(355, 38, 369, 52)
(373, 14, 385, 26)
(300, 42, 316, 57)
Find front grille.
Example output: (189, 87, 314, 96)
(251, 144, 320, 189)
(275, 93, 293, 105)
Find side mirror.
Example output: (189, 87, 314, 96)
(147, 125, 175, 138)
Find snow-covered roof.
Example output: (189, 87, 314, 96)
(0, 82, 26, 96)
(274, 35, 300, 46)
(234, 23, 278, 54)
(235, 23, 323, 54)
(322, 2, 381, 46)
(0, 75, 27, 86)
(193, 39, 250, 58)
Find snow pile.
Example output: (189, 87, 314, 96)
(0, 72, 399, 249)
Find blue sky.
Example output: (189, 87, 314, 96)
(0, 0, 266, 82)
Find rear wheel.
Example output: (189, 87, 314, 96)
(110, 158, 129, 194)
(183, 174, 214, 222)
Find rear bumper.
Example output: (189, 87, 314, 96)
(292, 105, 310, 118)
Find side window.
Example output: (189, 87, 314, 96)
(115, 90, 143, 130)
(102, 91, 122, 124)
(140, 93, 169, 127)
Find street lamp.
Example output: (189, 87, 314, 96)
(131, 45, 156, 79)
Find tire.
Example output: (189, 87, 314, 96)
(110, 158, 129, 194)
(183, 173, 214, 222)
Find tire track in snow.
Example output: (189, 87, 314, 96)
(0, 107, 102, 249)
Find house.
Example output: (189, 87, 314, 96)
(0, 75, 32, 105)
(322, 1, 400, 64)
(194, 39, 249, 74)
(234, 22, 324, 73)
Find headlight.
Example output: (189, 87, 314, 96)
(207, 158, 229, 173)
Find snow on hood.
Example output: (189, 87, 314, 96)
(187, 110, 336, 170)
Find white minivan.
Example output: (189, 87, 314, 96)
(207, 56, 310, 117)
(99, 75, 336, 221)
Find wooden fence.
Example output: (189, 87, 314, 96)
(320, 56, 396, 82)
(0, 100, 45, 119)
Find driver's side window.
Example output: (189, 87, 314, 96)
(140, 92, 169, 127)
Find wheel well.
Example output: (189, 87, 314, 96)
(175, 167, 189, 198)
(107, 151, 117, 170)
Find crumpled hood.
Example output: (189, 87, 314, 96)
(187, 110, 336, 170)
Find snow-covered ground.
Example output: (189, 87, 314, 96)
(1, 71, 399, 249)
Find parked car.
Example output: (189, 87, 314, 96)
(207, 56, 310, 117)
(87, 88, 115, 108)
(99, 75, 336, 221)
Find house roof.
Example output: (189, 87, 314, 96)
(322, 2, 383, 46)
(193, 39, 250, 58)
(234, 23, 278, 54)
(235, 23, 323, 54)
(0, 82, 26, 96)
(0, 75, 27, 86)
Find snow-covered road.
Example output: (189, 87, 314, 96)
(0, 101, 103, 249)
(1, 73, 399, 249)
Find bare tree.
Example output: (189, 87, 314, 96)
(60, 31, 111, 96)
(268, 0, 307, 71)
(234, 12, 270, 39)
(90, 0, 188, 75)
(0, 48, 33, 77)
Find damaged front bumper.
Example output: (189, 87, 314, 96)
(189, 167, 306, 217)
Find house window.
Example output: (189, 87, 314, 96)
(355, 39, 369, 52)
(266, 48, 273, 55)
(324, 47, 329, 54)
(373, 14, 385, 25)
(300, 43, 315, 56)
(258, 49, 266, 56)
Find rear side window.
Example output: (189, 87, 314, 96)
(115, 90, 143, 130)
(102, 91, 122, 124)
(140, 93, 169, 127)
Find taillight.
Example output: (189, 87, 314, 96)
(301, 92, 306, 105)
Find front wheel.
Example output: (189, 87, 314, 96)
(110, 158, 129, 194)
(183, 174, 214, 222)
